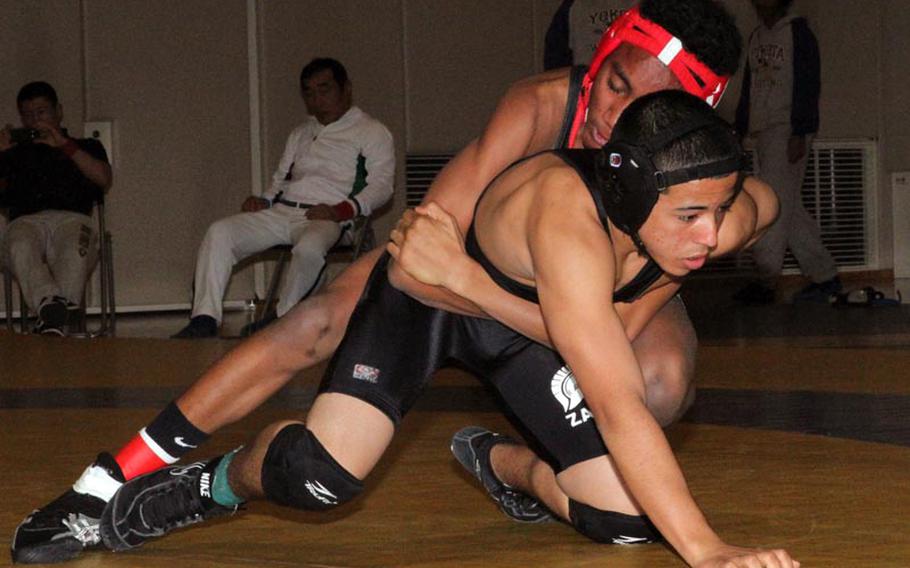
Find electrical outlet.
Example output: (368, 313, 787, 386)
(84, 121, 113, 165)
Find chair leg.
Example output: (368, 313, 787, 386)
(259, 249, 289, 323)
(18, 288, 28, 333)
(3, 271, 13, 333)
(104, 232, 116, 335)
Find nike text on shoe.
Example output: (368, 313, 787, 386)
(450, 426, 552, 523)
(100, 458, 237, 552)
(11, 453, 124, 564)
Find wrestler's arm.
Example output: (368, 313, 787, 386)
(387, 76, 555, 336)
(528, 187, 793, 567)
(389, 200, 679, 345)
(712, 176, 779, 257)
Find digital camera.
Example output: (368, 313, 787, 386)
(10, 128, 42, 144)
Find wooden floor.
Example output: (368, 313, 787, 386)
(2, 284, 909, 567)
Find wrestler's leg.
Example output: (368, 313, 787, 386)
(631, 295, 697, 427)
(492, 447, 638, 520)
(100, 393, 396, 552)
(100, 255, 444, 551)
(178, 246, 383, 432)
(227, 393, 395, 499)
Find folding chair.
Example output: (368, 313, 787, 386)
(254, 215, 375, 324)
(3, 197, 116, 336)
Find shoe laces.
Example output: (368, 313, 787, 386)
(497, 488, 551, 521)
(141, 478, 208, 532)
(61, 514, 101, 546)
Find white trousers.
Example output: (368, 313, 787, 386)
(751, 124, 837, 283)
(191, 204, 343, 322)
(1, 210, 98, 311)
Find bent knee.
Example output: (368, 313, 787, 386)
(260, 423, 363, 511)
(568, 500, 662, 545)
(641, 351, 696, 427)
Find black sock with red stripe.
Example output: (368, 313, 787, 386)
(114, 401, 209, 480)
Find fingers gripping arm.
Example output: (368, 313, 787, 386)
(388, 203, 551, 344)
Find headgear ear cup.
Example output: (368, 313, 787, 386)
(598, 141, 661, 236)
(595, 93, 744, 244)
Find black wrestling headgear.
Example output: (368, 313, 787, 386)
(595, 91, 745, 243)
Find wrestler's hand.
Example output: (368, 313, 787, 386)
(387, 202, 468, 289)
(694, 544, 799, 568)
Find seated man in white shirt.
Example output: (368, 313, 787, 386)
(173, 57, 395, 339)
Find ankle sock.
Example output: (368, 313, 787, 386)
(211, 448, 246, 507)
(115, 401, 210, 480)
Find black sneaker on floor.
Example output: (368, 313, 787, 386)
(450, 426, 553, 523)
(171, 315, 218, 339)
(100, 458, 237, 551)
(792, 276, 843, 304)
(11, 453, 124, 564)
(34, 296, 69, 336)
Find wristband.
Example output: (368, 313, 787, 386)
(61, 139, 79, 158)
(332, 201, 355, 221)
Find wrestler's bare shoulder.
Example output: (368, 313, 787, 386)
(507, 68, 571, 108)
(501, 68, 573, 135)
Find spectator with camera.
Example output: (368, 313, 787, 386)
(0, 81, 112, 336)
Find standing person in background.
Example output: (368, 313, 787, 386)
(544, 0, 635, 69)
(733, 0, 840, 304)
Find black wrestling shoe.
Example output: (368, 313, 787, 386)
(11, 453, 124, 564)
(100, 458, 237, 551)
(450, 426, 553, 524)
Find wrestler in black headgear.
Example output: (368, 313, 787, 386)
(595, 90, 745, 251)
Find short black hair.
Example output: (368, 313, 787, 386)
(17, 81, 58, 107)
(640, 0, 742, 77)
(299, 58, 349, 91)
(611, 89, 741, 175)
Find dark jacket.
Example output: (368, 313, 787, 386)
(735, 17, 821, 137)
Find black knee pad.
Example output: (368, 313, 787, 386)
(261, 424, 364, 511)
(568, 500, 662, 545)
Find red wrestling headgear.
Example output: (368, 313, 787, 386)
(568, 6, 731, 146)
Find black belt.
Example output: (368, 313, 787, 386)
(275, 197, 313, 209)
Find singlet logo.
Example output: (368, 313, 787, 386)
(551, 367, 592, 428)
(609, 152, 623, 168)
(353, 363, 380, 383)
